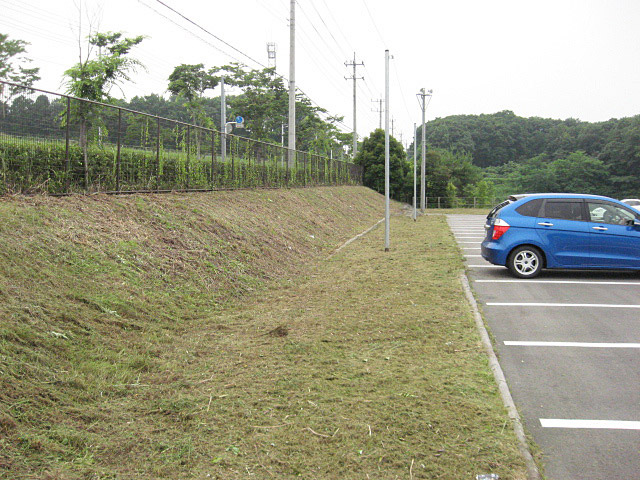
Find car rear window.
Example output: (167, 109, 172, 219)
(542, 200, 585, 221)
(515, 198, 543, 217)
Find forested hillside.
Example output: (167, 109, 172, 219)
(418, 111, 640, 197)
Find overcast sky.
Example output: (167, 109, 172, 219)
(2, 0, 640, 145)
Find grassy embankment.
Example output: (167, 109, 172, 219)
(0, 187, 530, 479)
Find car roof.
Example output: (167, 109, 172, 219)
(508, 193, 617, 202)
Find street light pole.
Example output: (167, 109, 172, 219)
(384, 49, 390, 252)
(413, 122, 417, 221)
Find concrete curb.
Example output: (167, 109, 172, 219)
(460, 273, 542, 480)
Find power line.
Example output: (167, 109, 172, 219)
(153, 0, 269, 70)
(391, 58, 413, 141)
(361, 0, 387, 47)
(306, 0, 349, 60)
(140, 0, 243, 62)
(149, 0, 353, 133)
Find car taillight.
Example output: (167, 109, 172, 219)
(492, 218, 510, 240)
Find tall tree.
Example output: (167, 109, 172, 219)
(63, 31, 144, 187)
(168, 63, 219, 156)
(355, 129, 409, 201)
(167, 64, 219, 127)
(0, 33, 40, 117)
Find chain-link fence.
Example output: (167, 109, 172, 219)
(424, 196, 500, 209)
(0, 81, 362, 195)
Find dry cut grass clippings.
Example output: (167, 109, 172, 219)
(0, 188, 529, 479)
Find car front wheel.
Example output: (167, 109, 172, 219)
(507, 246, 543, 278)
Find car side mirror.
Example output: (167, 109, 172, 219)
(629, 219, 640, 227)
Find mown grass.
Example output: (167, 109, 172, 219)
(0, 188, 529, 479)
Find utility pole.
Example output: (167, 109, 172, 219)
(288, 0, 296, 168)
(221, 77, 226, 164)
(345, 53, 364, 157)
(384, 49, 390, 252)
(417, 88, 432, 212)
(371, 98, 384, 129)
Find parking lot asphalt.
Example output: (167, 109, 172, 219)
(448, 214, 640, 480)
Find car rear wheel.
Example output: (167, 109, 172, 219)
(507, 246, 543, 278)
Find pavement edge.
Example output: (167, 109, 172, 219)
(460, 273, 542, 480)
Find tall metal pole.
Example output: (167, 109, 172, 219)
(221, 77, 226, 164)
(421, 89, 426, 212)
(416, 88, 432, 212)
(413, 122, 417, 221)
(345, 53, 363, 157)
(384, 49, 390, 252)
(287, 0, 296, 168)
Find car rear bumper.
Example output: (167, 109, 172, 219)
(481, 241, 508, 266)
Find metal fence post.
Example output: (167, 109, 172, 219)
(65, 96, 71, 193)
(156, 117, 160, 192)
(116, 108, 122, 192)
(231, 139, 236, 184)
(186, 125, 190, 190)
(211, 131, 215, 188)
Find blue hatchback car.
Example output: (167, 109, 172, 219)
(481, 193, 640, 278)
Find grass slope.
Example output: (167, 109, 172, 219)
(0, 188, 529, 479)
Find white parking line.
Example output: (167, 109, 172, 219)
(488, 302, 640, 308)
(467, 265, 501, 268)
(460, 241, 484, 244)
(476, 280, 640, 285)
(505, 341, 640, 348)
(465, 255, 483, 257)
(540, 419, 640, 430)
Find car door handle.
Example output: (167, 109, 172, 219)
(592, 226, 608, 231)
(537, 222, 554, 227)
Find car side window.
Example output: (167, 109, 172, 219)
(588, 202, 636, 225)
(542, 200, 584, 221)
(515, 198, 543, 217)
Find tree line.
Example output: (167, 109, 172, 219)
(418, 110, 640, 198)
